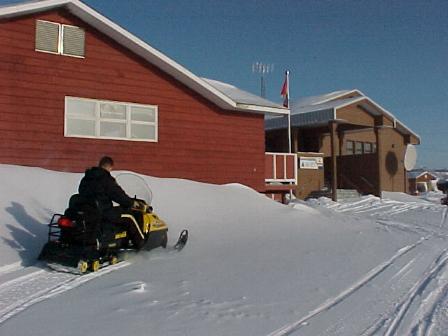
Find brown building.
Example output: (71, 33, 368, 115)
(266, 90, 420, 200)
(408, 171, 437, 195)
(0, 0, 287, 192)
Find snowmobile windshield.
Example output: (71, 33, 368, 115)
(114, 173, 153, 205)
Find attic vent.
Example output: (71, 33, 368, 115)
(35, 20, 60, 54)
(35, 20, 85, 58)
(62, 25, 85, 57)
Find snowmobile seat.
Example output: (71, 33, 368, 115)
(68, 194, 100, 212)
(64, 194, 132, 246)
(57, 194, 103, 245)
(66, 194, 101, 223)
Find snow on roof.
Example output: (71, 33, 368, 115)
(294, 89, 359, 108)
(202, 78, 284, 110)
(266, 89, 420, 142)
(265, 96, 365, 130)
(407, 171, 437, 180)
(291, 96, 364, 115)
(0, 0, 288, 115)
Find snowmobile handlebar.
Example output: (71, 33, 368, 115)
(131, 198, 153, 213)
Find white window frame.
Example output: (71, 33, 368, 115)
(355, 141, 363, 155)
(346, 140, 354, 155)
(35, 20, 85, 59)
(61, 23, 86, 58)
(364, 142, 373, 154)
(64, 96, 158, 142)
(35, 20, 61, 56)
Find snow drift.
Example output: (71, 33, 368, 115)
(0, 164, 447, 336)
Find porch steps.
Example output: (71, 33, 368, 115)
(336, 189, 360, 201)
(306, 190, 332, 200)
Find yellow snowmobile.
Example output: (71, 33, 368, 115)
(38, 173, 188, 274)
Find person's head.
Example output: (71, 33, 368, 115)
(98, 156, 114, 172)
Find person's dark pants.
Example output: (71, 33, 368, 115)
(118, 214, 146, 249)
(104, 207, 146, 249)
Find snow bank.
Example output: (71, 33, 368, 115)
(382, 191, 432, 204)
(0, 164, 445, 336)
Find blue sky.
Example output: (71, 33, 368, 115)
(2, 0, 447, 168)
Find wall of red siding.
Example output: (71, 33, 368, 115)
(0, 10, 266, 191)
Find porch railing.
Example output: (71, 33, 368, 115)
(265, 152, 298, 184)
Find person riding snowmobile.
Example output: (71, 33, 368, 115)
(78, 156, 146, 248)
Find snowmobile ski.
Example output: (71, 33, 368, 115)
(140, 229, 188, 252)
(174, 229, 189, 251)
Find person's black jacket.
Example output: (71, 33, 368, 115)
(78, 167, 133, 220)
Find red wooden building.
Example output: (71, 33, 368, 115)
(408, 171, 437, 195)
(0, 0, 288, 191)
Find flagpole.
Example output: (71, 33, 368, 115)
(286, 70, 292, 154)
(285, 70, 293, 201)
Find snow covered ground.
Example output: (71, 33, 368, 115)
(0, 164, 447, 336)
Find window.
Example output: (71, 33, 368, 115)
(355, 141, 363, 155)
(35, 20, 85, 57)
(35, 20, 59, 54)
(346, 141, 377, 155)
(346, 141, 354, 155)
(364, 142, 372, 153)
(61, 24, 85, 57)
(65, 97, 158, 142)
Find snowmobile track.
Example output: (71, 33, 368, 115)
(441, 206, 448, 228)
(371, 248, 448, 336)
(0, 235, 188, 326)
(265, 237, 428, 336)
(0, 261, 130, 325)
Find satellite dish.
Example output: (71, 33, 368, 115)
(404, 144, 417, 171)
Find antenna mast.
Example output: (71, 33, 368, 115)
(252, 62, 274, 98)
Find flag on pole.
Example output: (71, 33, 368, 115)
(280, 71, 289, 108)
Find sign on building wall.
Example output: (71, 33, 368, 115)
(299, 157, 323, 170)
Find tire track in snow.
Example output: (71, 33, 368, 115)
(440, 207, 448, 228)
(308, 196, 448, 335)
(425, 290, 448, 336)
(265, 237, 429, 336)
(361, 249, 448, 336)
(0, 261, 130, 325)
(407, 264, 448, 335)
(0, 262, 23, 277)
(324, 196, 441, 219)
(376, 220, 448, 240)
(362, 211, 448, 336)
(312, 254, 424, 336)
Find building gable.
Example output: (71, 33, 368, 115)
(0, 0, 287, 115)
(336, 101, 376, 127)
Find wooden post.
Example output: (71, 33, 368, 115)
(338, 131, 344, 156)
(338, 129, 344, 190)
(292, 128, 299, 153)
(375, 126, 384, 197)
(290, 128, 298, 200)
(329, 121, 338, 201)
